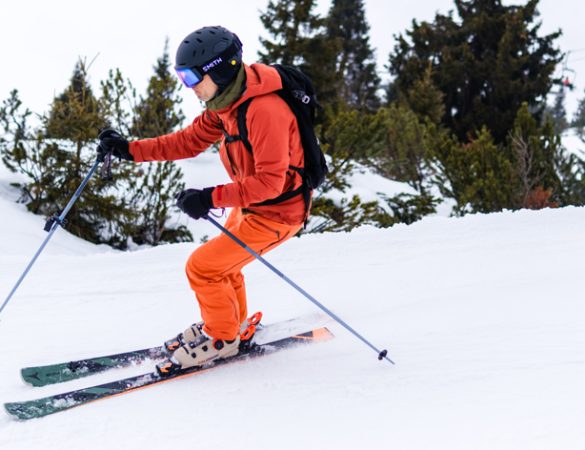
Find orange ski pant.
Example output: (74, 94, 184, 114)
(185, 208, 302, 340)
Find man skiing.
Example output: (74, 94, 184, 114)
(97, 26, 309, 371)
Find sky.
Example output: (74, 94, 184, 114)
(0, 0, 584, 124)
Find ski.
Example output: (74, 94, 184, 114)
(5, 327, 333, 420)
(21, 346, 167, 387)
(20, 312, 326, 387)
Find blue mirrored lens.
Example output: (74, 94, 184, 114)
(176, 68, 202, 88)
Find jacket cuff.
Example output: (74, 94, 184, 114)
(211, 185, 224, 207)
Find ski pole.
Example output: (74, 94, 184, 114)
(0, 158, 102, 318)
(205, 215, 395, 365)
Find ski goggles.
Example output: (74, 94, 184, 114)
(175, 67, 204, 88)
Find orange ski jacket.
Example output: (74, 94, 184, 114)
(129, 63, 307, 225)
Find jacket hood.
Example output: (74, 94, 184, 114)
(214, 63, 282, 114)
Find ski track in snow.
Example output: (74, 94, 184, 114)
(1, 162, 585, 449)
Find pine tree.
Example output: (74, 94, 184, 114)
(433, 127, 518, 214)
(259, 0, 323, 66)
(371, 105, 434, 192)
(432, 100, 585, 213)
(128, 40, 191, 246)
(306, 105, 438, 232)
(388, 0, 562, 144)
(35, 60, 138, 247)
(400, 63, 445, 125)
(543, 87, 568, 135)
(0, 90, 51, 210)
(258, 0, 339, 108)
(130, 40, 184, 138)
(325, 0, 380, 112)
(99, 67, 134, 134)
(507, 102, 575, 208)
(1, 53, 195, 249)
(572, 90, 585, 139)
(45, 61, 106, 145)
(0, 77, 134, 247)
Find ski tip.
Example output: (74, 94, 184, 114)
(4, 402, 30, 421)
(309, 327, 334, 341)
(20, 368, 45, 387)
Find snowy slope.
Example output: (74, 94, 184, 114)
(0, 177, 584, 449)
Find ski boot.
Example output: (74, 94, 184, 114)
(157, 312, 262, 377)
(163, 321, 204, 354)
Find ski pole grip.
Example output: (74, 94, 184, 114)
(44, 217, 57, 232)
(378, 349, 388, 361)
(43, 216, 66, 232)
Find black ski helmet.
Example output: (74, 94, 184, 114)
(175, 26, 243, 90)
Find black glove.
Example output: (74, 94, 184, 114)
(176, 188, 215, 220)
(97, 129, 133, 161)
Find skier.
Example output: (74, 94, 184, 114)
(97, 26, 310, 370)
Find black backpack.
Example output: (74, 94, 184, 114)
(222, 64, 328, 215)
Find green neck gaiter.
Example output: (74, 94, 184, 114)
(206, 65, 247, 111)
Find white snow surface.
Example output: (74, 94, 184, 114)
(1, 164, 585, 449)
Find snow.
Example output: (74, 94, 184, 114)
(1, 156, 585, 449)
(562, 128, 585, 158)
(323, 160, 418, 204)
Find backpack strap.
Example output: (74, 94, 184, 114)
(221, 98, 253, 154)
